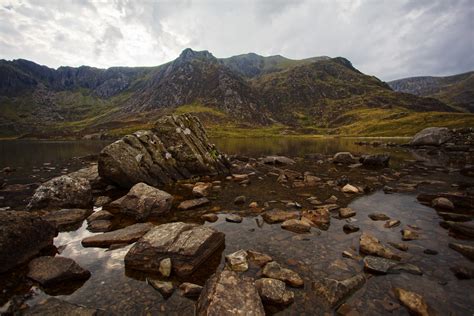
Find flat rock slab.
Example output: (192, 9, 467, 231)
(196, 269, 265, 316)
(359, 233, 401, 261)
(42, 209, 92, 231)
(23, 298, 98, 316)
(82, 223, 154, 247)
(27, 256, 90, 286)
(312, 274, 365, 308)
(125, 222, 225, 277)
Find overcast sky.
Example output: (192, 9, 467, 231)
(0, 0, 472, 81)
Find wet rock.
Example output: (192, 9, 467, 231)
(179, 282, 203, 298)
(262, 261, 304, 287)
(27, 256, 90, 286)
(304, 174, 321, 186)
(342, 184, 359, 194)
(193, 182, 213, 197)
(82, 223, 154, 247)
(359, 233, 401, 260)
(343, 224, 360, 234)
(449, 242, 474, 261)
(450, 265, 474, 279)
(42, 209, 92, 231)
(431, 197, 454, 210)
(389, 263, 423, 275)
(234, 195, 246, 205)
(393, 288, 431, 316)
(149, 279, 174, 298)
(87, 210, 113, 222)
(401, 229, 419, 241)
(368, 213, 390, 221)
(342, 250, 362, 261)
(225, 249, 249, 272)
(363, 256, 396, 274)
(94, 196, 112, 207)
(443, 221, 474, 238)
(125, 222, 225, 277)
(247, 250, 273, 267)
(196, 270, 264, 315)
(333, 152, 355, 164)
(0, 211, 56, 273)
(281, 219, 311, 233)
(384, 220, 400, 228)
(159, 258, 172, 277)
(27, 175, 92, 210)
(339, 208, 356, 218)
(302, 208, 330, 230)
(178, 197, 210, 210)
(225, 214, 243, 223)
(201, 213, 218, 222)
(423, 249, 438, 255)
(108, 182, 173, 221)
(360, 154, 390, 168)
(87, 219, 113, 232)
(388, 242, 408, 252)
(262, 209, 299, 223)
(255, 278, 294, 306)
(262, 156, 295, 165)
(409, 127, 452, 146)
(312, 274, 365, 308)
(23, 298, 97, 316)
(437, 212, 471, 222)
(98, 114, 230, 188)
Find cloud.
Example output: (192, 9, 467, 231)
(0, 0, 472, 80)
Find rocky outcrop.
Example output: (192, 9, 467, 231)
(409, 127, 452, 146)
(108, 182, 173, 221)
(196, 269, 265, 316)
(23, 298, 98, 316)
(125, 222, 225, 276)
(27, 175, 93, 210)
(27, 256, 90, 286)
(81, 223, 154, 247)
(0, 211, 56, 273)
(98, 114, 230, 188)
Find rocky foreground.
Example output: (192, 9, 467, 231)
(1, 121, 473, 314)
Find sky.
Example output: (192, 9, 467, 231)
(0, 0, 473, 81)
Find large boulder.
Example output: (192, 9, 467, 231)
(27, 175, 93, 210)
(98, 114, 230, 188)
(0, 211, 56, 273)
(409, 127, 452, 146)
(125, 222, 225, 277)
(196, 269, 265, 316)
(108, 182, 173, 221)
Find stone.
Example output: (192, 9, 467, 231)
(87, 220, 113, 232)
(368, 213, 390, 221)
(234, 195, 246, 205)
(342, 184, 359, 194)
(262, 156, 295, 165)
(247, 250, 273, 267)
(360, 154, 390, 167)
(281, 219, 311, 233)
(388, 242, 408, 252)
(98, 114, 230, 188)
(81, 223, 154, 247)
(359, 233, 401, 260)
(193, 182, 213, 197)
(42, 209, 92, 231)
(450, 266, 474, 279)
(343, 224, 360, 234)
(363, 256, 422, 275)
(255, 278, 294, 306)
(27, 175, 92, 210)
(201, 213, 218, 222)
(196, 270, 264, 315)
(304, 174, 321, 186)
(437, 212, 471, 222)
(384, 220, 400, 228)
(423, 249, 438, 255)
(149, 279, 174, 298)
(178, 197, 210, 210)
(225, 214, 243, 223)
(443, 221, 474, 238)
(27, 256, 90, 286)
(159, 258, 172, 277)
(125, 222, 225, 277)
(225, 249, 249, 272)
(0, 211, 56, 273)
(87, 210, 113, 222)
(401, 229, 419, 241)
(431, 197, 454, 210)
(108, 182, 173, 221)
(262, 261, 304, 287)
(393, 288, 430, 316)
(312, 274, 365, 308)
(23, 298, 97, 316)
(302, 208, 330, 230)
(179, 282, 203, 298)
(449, 242, 474, 261)
(389, 263, 423, 275)
(339, 208, 356, 218)
(262, 209, 299, 223)
(333, 152, 355, 164)
(409, 127, 452, 146)
(94, 196, 112, 207)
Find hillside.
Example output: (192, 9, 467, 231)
(0, 48, 472, 138)
(388, 71, 474, 113)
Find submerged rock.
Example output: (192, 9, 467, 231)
(262, 209, 299, 224)
(281, 219, 311, 233)
(108, 182, 173, 221)
(450, 265, 474, 279)
(343, 224, 360, 234)
(196, 270, 264, 316)
(81, 223, 154, 247)
(27, 256, 90, 286)
(23, 298, 97, 316)
(363, 256, 422, 275)
(409, 127, 452, 146)
(255, 278, 294, 306)
(42, 209, 92, 231)
(401, 229, 420, 241)
(178, 197, 210, 210)
(449, 242, 474, 261)
(262, 261, 304, 287)
(125, 222, 224, 276)
(312, 274, 365, 308)
(27, 175, 92, 210)
(0, 211, 56, 273)
(359, 233, 401, 260)
(443, 221, 474, 238)
(98, 114, 230, 188)
(393, 288, 431, 316)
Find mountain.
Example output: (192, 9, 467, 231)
(0, 48, 471, 138)
(388, 71, 474, 113)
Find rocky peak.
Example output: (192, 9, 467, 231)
(176, 48, 217, 64)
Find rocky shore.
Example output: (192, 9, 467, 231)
(0, 118, 473, 315)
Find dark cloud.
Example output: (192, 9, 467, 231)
(0, 0, 472, 80)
